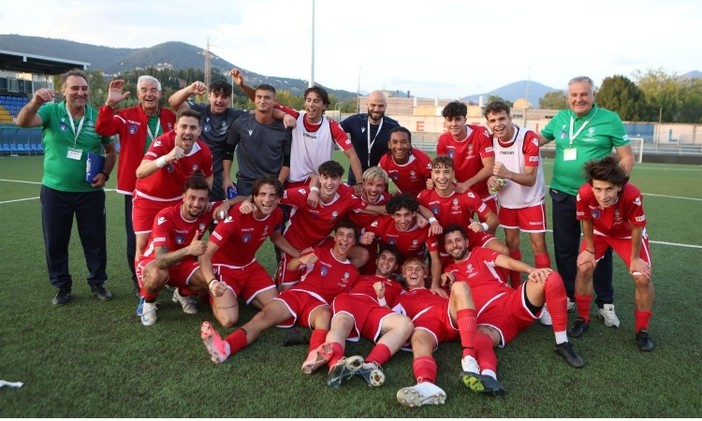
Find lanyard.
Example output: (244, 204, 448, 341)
(366, 117, 383, 167)
(65, 103, 86, 146)
(568, 107, 598, 147)
(146, 115, 162, 144)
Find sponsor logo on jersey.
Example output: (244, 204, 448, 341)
(633, 197, 641, 206)
(224, 216, 234, 223)
(154, 141, 162, 147)
(635, 215, 646, 222)
(248, 129, 253, 136)
(157, 217, 166, 225)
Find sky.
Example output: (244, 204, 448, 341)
(1, 0, 700, 99)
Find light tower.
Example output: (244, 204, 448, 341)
(203, 38, 212, 88)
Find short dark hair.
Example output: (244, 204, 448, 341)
(442, 100, 467, 118)
(432, 155, 454, 170)
(184, 174, 210, 194)
(583, 156, 629, 187)
(484, 100, 511, 118)
(61, 69, 89, 87)
(177, 108, 201, 123)
(378, 243, 403, 263)
(442, 224, 467, 244)
(251, 175, 284, 197)
(209, 80, 232, 96)
(256, 83, 276, 95)
(334, 219, 359, 238)
(386, 193, 419, 215)
(318, 160, 344, 178)
(304, 86, 330, 106)
(388, 126, 412, 142)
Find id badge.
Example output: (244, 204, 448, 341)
(67, 147, 83, 160)
(563, 148, 577, 161)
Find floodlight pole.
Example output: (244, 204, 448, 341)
(309, 0, 315, 88)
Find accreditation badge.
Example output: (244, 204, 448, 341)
(66, 147, 83, 160)
(563, 148, 577, 161)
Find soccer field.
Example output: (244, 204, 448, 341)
(0, 155, 700, 417)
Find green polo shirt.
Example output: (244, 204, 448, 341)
(37, 101, 113, 193)
(541, 105, 629, 196)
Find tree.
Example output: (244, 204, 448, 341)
(596, 75, 648, 121)
(634, 68, 685, 122)
(539, 91, 567, 109)
(486, 95, 513, 108)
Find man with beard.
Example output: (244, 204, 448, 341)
(340, 90, 399, 186)
(135, 176, 215, 326)
(96, 75, 176, 297)
(133, 109, 213, 262)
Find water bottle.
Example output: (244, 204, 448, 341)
(227, 185, 238, 200)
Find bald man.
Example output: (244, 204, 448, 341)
(341, 90, 399, 186)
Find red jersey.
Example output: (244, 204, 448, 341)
(280, 186, 367, 250)
(436, 124, 494, 198)
(394, 287, 448, 319)
(366, 215, 438, 262)
(344, 184, 391, 230)
(417, 188, 490, 227)
(134, 131, 214, 201)
(210, 203, 284, 266)
(379, 148, 432, 196)
(445, 247, 513, 314)
(576, 183, 646, 239)
(142, 202, 214, 261)
(290, 246, 359, 305)
(345, 274, 406, 307)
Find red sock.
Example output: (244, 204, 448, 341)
(328, 341, 345, 368)
(475, 333, 497, 373)
(544, 272, 568, 331)
(225, 329, 248, 355)
(509, 250, 522, 288)
(413, 356, 437, 384)
(575, 294, 592, 323)
(635, 310, 653, 332)
(366, 343, 392, 366)
(309, 328, 328, 352)
(534, 252, 551, 269)
(456, 308, 477, 358)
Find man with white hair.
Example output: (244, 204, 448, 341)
(96, 75, 177, 296)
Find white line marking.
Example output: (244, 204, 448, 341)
(0, 196, 39, 204)
(0, 178, 41, 185)
(642, 193, 702, 201)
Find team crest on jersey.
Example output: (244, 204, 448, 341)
(128, 124, 138, 134)
(391, 173, 399, 180)
(452, 198, 459, 205)
(587, 128, 596, 137)
(242, 233, 252, 243)
(192, 164, 199, 172)
(59, 121, 68, 131)
(340, 272, 351, 287)
(157, 217, 166, 225)
(412, 239, 418, 248)
(432, 205, 440, 215)
(388, 238, 397, 245)
(175, 234, 186, 245)
(198, 223, 206, 231)
(203, 122, 212, 132)
(320, 266, 328, 277)
(447, 150, 455, 158)
(166, 164, 174, 172)
(409, 170, 416, 179)
(331, 211, 339, 219)
(591, 210, 601, 219)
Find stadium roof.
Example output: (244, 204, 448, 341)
(0, 49, 90, 74)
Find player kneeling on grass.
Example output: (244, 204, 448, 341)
(301, 244, 414, 388)
(136, 176, 216, 326)
(569, 156, 655, 351)
(189, 175, 300, 328)
(392, 258, 484, 407)
(200, 220, 360, 365)
(440, 224, 585, 399)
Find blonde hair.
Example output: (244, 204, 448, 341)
(362, 166, 389, 184)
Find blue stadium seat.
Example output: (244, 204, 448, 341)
(17, 143, 28, 155)
(1, 143, 10, 156)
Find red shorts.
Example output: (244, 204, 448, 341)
(135, 255, 200, 288)
(274, 289, 328, 328)
(211, 261, 277, 305)
(582, 233, 652, 268)
(476, 284, 536, 347)
(482, 195, 498, 217)
(411, 305, 459, 347)
(332, 294, 395, 342)
(498, 202, 547, 232)
(132, 194, 180, 234)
